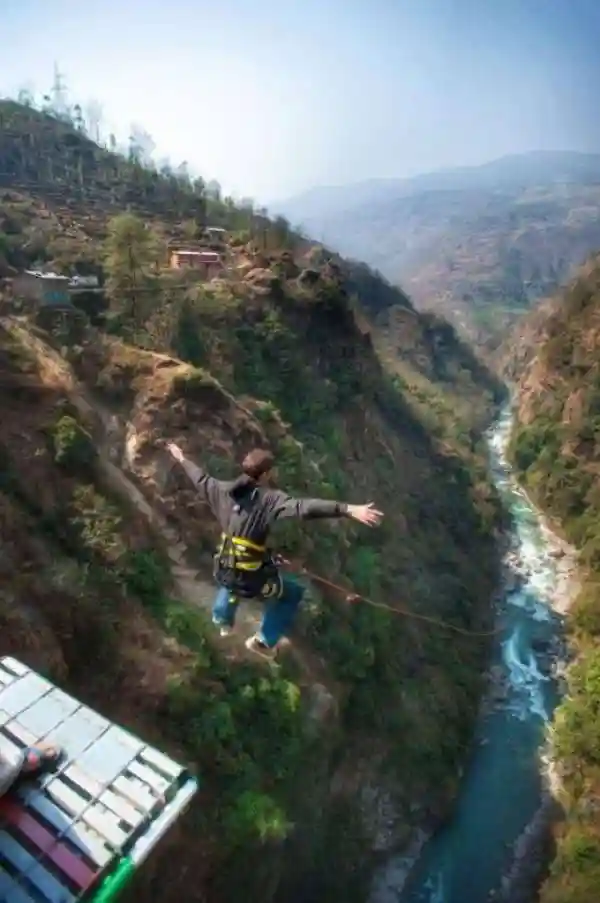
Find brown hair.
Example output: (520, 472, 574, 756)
(242, 448, 274, 480)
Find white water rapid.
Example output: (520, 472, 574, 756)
(371, 406, 567, 903)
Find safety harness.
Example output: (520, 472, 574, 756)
(213, 487, 281, 599)
(213, 533, 281, 598)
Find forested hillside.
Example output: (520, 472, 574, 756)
(0, 94, 505, 903)
(508, 254, 600, 902)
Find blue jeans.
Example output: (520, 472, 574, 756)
(212, 575, 304, 648)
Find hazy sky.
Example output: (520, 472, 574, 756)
(1, 0, 599, 202)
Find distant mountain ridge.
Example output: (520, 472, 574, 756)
(276, 151, 600, 215)
(276, 151, 600, 348)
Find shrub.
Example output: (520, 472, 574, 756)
(49, 414, 96, 471)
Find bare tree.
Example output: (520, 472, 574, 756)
(129, 124, 155, 166)
(157, 157, 173, 176)
(73, 104, 85, 131)
(84, 99, 104, 143)
(16, 85, 35, 108)
(206, 180, 222, 202)
(175, 161, 191, 186)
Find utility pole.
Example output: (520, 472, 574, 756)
(51, 63, 68, 117)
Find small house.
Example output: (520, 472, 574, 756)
(170, 249, 223, 279)
(203, 226, 227, 247)
(13, 271, 72, 308)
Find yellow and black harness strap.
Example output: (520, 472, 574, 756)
(216, 533, 283, 599)
(216, 533, 266, 572)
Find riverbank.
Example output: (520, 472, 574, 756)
(520, 478, 581, 615)
(486, 473, 581, 903)
(369, 407, 580, 903)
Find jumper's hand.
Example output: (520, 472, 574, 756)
(347, 502, 383, 527)
(166, 442, 185, 463)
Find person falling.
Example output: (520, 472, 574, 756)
(166, 443, 383, 659)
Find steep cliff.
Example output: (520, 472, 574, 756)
(507, 254, 600, 902)
(0, 98, 505, 902)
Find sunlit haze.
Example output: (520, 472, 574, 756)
(2, 0, 599, 203)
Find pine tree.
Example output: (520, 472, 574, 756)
(103, 213, 161, 329)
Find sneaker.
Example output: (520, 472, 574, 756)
(212, 619, 233, 637)
(245, 635, 277, 659)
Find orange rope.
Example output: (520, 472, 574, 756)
(281, 558, 503, 639)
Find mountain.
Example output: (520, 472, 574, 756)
(0, 97, 505, 903)
(277, 151, 600, 348)
(505, 254, 600, 903)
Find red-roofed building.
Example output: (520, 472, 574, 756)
(170, 249, 223, 279)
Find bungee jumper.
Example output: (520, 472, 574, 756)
(166, 443, 384, 659)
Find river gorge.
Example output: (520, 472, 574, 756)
(371, 406, 577, 903)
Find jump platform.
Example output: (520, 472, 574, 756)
(0, 657, 198, 902)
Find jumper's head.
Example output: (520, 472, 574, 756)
(241, 448, 276, 486)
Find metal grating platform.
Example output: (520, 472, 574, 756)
(0, 657, 198, 903)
